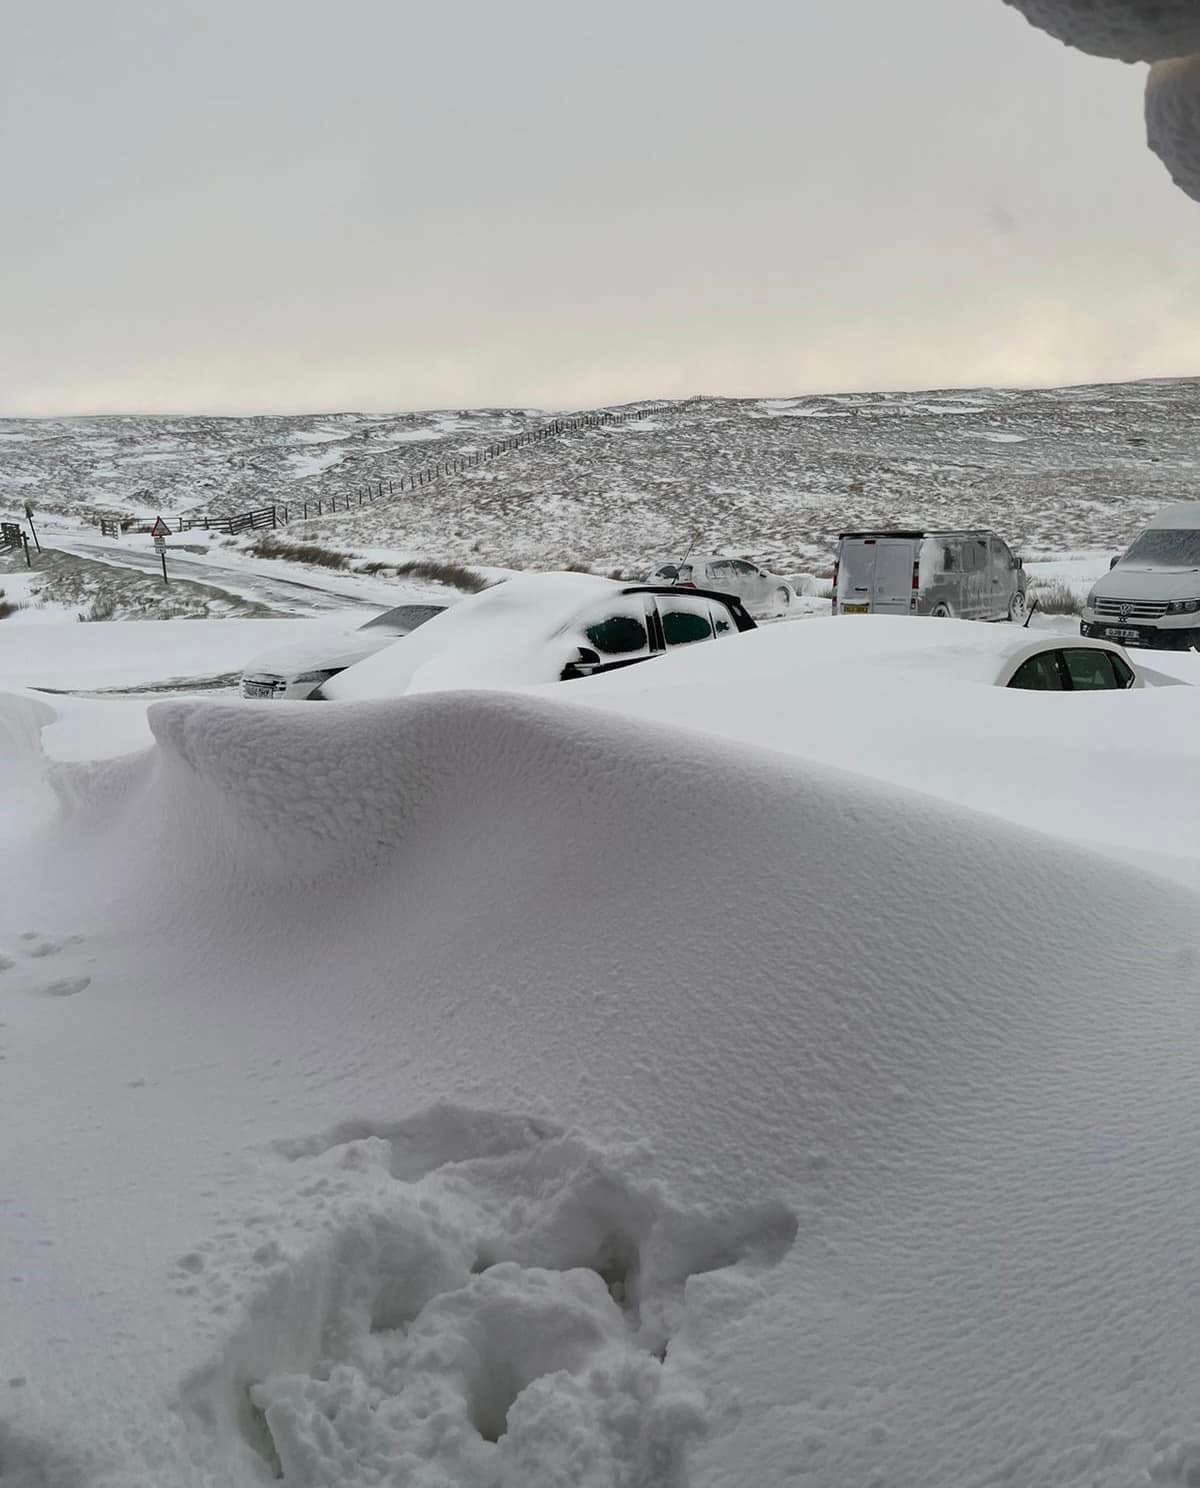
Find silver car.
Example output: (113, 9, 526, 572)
(647, 556, 794, 616)
(240, 602, 447, 699)
(833, 529, 1027, 622)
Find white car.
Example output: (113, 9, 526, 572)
(647, 556, 794, 616)
(240, 602, 447, 699)
(1081, 501, 1200, 652)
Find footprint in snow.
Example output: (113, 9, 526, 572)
(39, 977, 91, 999)
(181, 1104, 797, 1488)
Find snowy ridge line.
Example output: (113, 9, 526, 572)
(95, 397, 700, 538)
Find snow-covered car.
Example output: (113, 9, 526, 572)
(646, 556, 794, 616)
(572, 614, 1174, 697)
(240, 602, 447, 699)
(1081, 501, 1200, 651)
(321, 572, 756, 701)
(833, 529, 1027, 621)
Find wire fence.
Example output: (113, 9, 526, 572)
(96, 397, 698, 537)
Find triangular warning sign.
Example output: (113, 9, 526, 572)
(150, 517, 171, 538)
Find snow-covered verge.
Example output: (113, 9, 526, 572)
(2, 677, 1200, 1487)
(0, 617, 352, 694)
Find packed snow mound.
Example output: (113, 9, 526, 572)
(566, 618, 1200, 884)
(4, 687, 1200, 1485)
(1148, 55, 1200, 201)
(1002, 0, 1200, 61)
(322, 571, 622, 700)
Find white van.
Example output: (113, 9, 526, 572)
(833, 529, 1027, 621)
(1081, 502, 1200, 652)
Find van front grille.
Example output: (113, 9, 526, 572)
(1092, 597, 1169, 621)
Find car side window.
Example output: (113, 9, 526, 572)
(707, 560, 732, 580)
(730, 559, 757, 576)
(942, 544, 958, 572)
(1109, 654, 1134, 689)
(583, 603, 652, 656)
(657, 594, 715, 647)
(1008, 652, 1064, 690)
(709, 600, 738, 636)
(1063, 648, 1123, 690)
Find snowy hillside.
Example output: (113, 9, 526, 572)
(4, 377, 1199, 577)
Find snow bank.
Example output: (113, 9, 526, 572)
(0, 617, 337, 692)
(567, 618, 1200, 886)
(3, 683, 1200, 1486)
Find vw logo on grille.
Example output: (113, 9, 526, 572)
(1119, 604, 1133, 619)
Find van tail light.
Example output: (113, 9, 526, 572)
(679, 581, 696, 589)
(831, 561, 839, 615)
(912, 560, 920, 610)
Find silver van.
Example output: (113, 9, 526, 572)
(1080, 502, 1200, 651)
(833, 529, 1027, 621)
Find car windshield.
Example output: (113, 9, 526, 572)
(1119, 530, 1200, 568)
(358, 604, 445, 632)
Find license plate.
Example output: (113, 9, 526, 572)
(1103, 627, 1140, 642)
(842, 604, 869, 615)
(242, 681, 276, 699)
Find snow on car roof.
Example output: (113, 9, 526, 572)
(323, 571, 624, 700)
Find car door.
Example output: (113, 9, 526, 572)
(706, 559, 735, 596)
(986, 537, 1015, 619)
(655, 592, 719, 649)
(871, 540, 915, 615)
(561, 596, 657, 679)
(722, 559, 762, 609)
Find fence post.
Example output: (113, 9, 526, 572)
(303, 502, 308, 520)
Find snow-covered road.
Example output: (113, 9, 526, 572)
(47, 532, 386, 616)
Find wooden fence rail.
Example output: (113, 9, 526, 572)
(96, 397, 700, 540)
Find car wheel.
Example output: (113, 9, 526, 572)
(1008, 591, 1028, 624)
(774, 586, 791, 613)
(930, 602, 952, 618)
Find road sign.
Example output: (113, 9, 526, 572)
(150, 516, 171, 538)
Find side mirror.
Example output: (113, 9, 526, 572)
(563, 646, 603, 680)
(1109, 554, 1121, 570)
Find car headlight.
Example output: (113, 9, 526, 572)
(1166, 599, 1200, 615)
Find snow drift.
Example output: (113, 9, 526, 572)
(2, 685, 1200, 1486)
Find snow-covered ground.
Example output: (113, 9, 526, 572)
(3, 601, 1200, 1486)
(3, 384, 1200, 1487)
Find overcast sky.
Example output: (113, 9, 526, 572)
(2, 0, 1197, 416)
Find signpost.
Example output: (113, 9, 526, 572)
(150, 516, 170, 585)
(22, 499, 40, 553)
